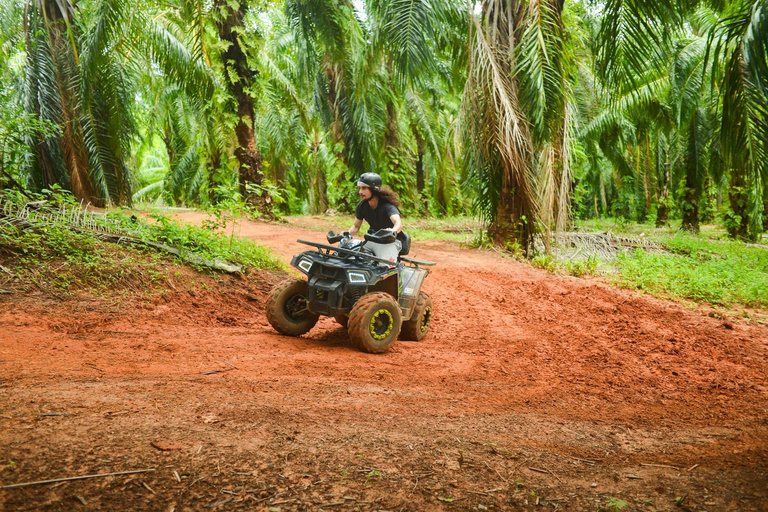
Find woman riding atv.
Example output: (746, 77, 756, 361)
(348, 172, 403, 263)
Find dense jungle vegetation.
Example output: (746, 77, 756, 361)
(1, 0, 767, 249)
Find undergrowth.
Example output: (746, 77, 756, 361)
(613, 234, 768, 308)
(0, 190, 282, 295)
(107, 210, 282, 271)
(0, 222, 172, 293)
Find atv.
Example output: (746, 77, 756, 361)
(266, 229, 435, 353)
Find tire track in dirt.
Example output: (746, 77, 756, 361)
(1, 214, 766, 511)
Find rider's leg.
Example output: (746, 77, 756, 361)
(365, 240, 402, 264)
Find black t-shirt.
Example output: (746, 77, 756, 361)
(355, 200, 400, 232)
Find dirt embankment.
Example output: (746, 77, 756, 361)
(1, 216, 766, 511)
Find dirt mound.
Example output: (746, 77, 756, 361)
(1, 216, 766, 511)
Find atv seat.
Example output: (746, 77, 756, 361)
(397, 231, 411, 256)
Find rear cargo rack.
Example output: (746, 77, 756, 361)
(399, 256, 436, 267)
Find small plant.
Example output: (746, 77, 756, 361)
(504, 239, 525, 258)
(469, 230, 494, 249)
(605, 497, 628, 510)
(531, 253, 558, 272)
(567, 255, 599, 277)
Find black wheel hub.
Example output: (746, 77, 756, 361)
(284, 295, 308, 319)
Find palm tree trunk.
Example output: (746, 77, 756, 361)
(412, 125, 427, 214)
(681, 187, 700, 232)
(656, 161, 670, 227)
(468, 0, 538, 253)
(726, 168, 751, 239)
(28, 0, 94, 204)
(215, 0, 264, 206)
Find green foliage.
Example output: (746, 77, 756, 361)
(0, 112, 60, 191)
(2, 0, 765, 250)
(613, 234, 768, 308)
(567, 255, 599, 277)
(531, 254, 559, 273)
(0, 221, 164, 292)
(0, 190, 281, 294)
(109, 210, 282, 272)
(604, 497, 629, 511)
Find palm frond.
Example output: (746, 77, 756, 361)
(743, 0, 768, 96)
(368, 0, 437, 89)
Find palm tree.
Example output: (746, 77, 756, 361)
(285, 0, 376, 212)
(596, 0, 768, 240)
(19, 0, 214, 206)
(366, 0, 469, 215)
(213, 0, 268, 207)
(464, 0, 578, 253)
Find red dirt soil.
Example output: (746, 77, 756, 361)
(1, 215, 766, 511)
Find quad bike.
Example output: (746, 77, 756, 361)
(266, 229, 435, 353)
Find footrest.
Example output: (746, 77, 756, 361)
(400, 256, 436, 267)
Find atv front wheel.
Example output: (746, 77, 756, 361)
(334, 314, 349, 329)
(266, 279, 319, 336)
(400, 291, 433, 341)
(348, 292, 402, 353)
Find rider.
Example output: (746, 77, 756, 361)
(348, 172, 403, 263)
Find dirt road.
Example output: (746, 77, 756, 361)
(1, 216, 766, 511)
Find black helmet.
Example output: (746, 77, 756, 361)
(356, 172, 382, 190)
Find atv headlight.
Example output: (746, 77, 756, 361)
(347, 271, 369, 284)
(297, 258, 313, 273)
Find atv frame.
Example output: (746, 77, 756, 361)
(266, 230, 435, 353)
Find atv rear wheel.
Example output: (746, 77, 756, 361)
(266, 279, 319, 336)
(348, 292, 402, 353)
(400, 291, 433, 341)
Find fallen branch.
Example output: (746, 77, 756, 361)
(201, 367, 235, 375)
(640, 463, 680, 470)
(2, 468, 156, 489)
(207, 497, 233, 508)
(566, 456, 600, 465)
(543, 465, 563, 483)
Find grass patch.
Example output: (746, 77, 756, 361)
(0, 192, 283, 295)
(612, 233, 768, 308)
(0, 222, 173, 293)
(108, 210, 283, 272)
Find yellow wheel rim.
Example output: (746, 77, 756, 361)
(420, 307, 432, 333)
(370, 309, 394, 340)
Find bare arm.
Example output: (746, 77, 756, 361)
(390, 214, 402, 233)
(349, 217, 363, 236)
